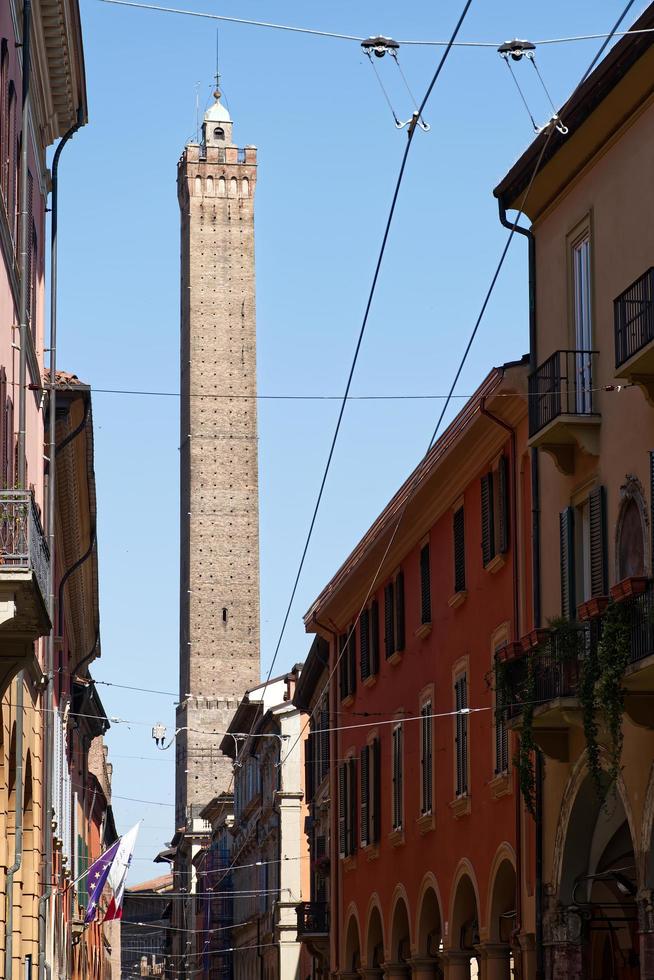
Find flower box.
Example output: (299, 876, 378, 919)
(520, 628, 550, 652)
(610, 576, 649, 602)
(495, 641, 524, 663)
(577, 596, 610, 621)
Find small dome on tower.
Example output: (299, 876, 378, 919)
(204, 90, 231, 125)
(202, 90, 234, 148)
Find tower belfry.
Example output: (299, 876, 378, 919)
(176, 90, 260, 827)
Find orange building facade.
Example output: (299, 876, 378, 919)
(302, 360, 535, 980)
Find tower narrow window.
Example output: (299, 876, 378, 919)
(218, 176, 226, 197)
(242, 177, 249, 198)
(206, 175, 214, 196)
(213, 126, 225, 141)
(230, 176, 238, 197)
(194, 175, 202, 196)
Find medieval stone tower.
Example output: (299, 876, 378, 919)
(176, 91, 260, 826)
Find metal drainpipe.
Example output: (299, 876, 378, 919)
(16, 0, 31, 490)
(38, 108, 84, 980)
(312, 615, 338, 976)
(5, 675, 25, 980)
(497, 199, 544, 980)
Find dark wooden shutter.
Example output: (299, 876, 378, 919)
(453, 507, 466, 593)
(395, 571, 405, 651)
(589, 486, 608, 598)
(651, 452, 654, 572)
(0, 43, 7, 200)
(348, 626, 357, 696)
(498, 454, 510, 554)
(420, 543, 431, 624)
(338, 763, 346, 857)
(455, 676, 468, 796)
(26, 171, 33, 326)
(360, 745, 369, 847)
(421, 703, 432, 814)
(372, 737, 381, 843)
(360, 608, 370, 681)
(338, 633, 348, 700)
(305, 731, 315, 802)
(6, 395, 13, 488)
(481, 472, 495, 566)
(560, 507, 576, 619)
(320, 699, 329, 782)
(384, 582, 395, 658)
(370, 599, 380, 676)
(347, 758, 357, 856)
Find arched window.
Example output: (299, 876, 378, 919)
(242, 177, 249, 198)
(218, 176, 226, 197)
(213, 126, 225, 141)
(205, 175, 213, 196)
(618, 494, 646, 579)
(194, 175, 202, 196)
(230, 176, 238, 197)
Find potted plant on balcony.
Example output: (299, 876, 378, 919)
(312, 854, 330, 875)
(577, 595, 610, 621)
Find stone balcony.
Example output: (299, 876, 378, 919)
(0, 491, 50, 690)
(296, 901, 329, 961)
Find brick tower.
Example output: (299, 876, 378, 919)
(176, 91, 260, 827)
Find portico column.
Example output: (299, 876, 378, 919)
(409, 955, 441, 978)
(638, 891, 654, 980)
(360, 970, 384, 980)
(440, 951, 471, 980)
(340, 972, 362, 980)
(475, 944, 510, 980)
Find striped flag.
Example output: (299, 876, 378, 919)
(103, 822, 141, 921)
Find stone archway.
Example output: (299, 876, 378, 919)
(447, 870, 481, 980)
(344, 908, 362, 975)
(387, 892, 412, 978)
(616, 476, 648, 579)
(414, 878, 444, 979)
(484, 853, 517, 980)
(552, 769, 639, 980)
(365, 899, 385, 974)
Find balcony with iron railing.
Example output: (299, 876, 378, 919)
(528, 349, 601, 474)
(296, 901, 329, 961)
(0, 490, 51, 637)
(501, 584, 654, 757)
(614, 268, 654, 403)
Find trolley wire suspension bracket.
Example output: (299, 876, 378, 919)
(362, 35, 430, 132)
(498, 38, 568, 135)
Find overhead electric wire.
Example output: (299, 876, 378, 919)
(280, 0, 640, 772)
(97, 0, 654, 51)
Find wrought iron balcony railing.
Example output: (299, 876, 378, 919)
(296, 901, 329, 937)
(620, 582, 654, 666)
(528, 349, 599, 438)
(614, 268, 654, 369)
(0, 490, 50, 609)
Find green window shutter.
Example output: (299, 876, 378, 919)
(420, 543, 431, 624)
(360, 608, 370, 681)
(560, 507, 576, 619)
(395, 571, 405, 652)
(360, 745, 369, 847)
(498, 454, 510, 554)
(384, 583, 395, 658)
(370, 599, 380, 675)
(589, 486, 608, 597)
(481, 472, 495, 566)
(453, 507, 466, 593)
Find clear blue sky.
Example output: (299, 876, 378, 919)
(57, 0, 642, 878)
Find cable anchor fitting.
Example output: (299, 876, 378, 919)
(361, 35, 400, 58)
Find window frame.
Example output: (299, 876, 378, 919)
(453, 667, 469, 799)
(391, 722, 404, 832)
(419, 539, 432, 626)
(453, 504, 466, 594)
(420, 698, 434, 815)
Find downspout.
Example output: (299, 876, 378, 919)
(497, 199, 544, 980)
(5, 677, 25, 980)
(312, 615, 339, 977)
(39, 109, 85, 980)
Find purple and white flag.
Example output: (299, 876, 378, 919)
(83, 838, 121, 924)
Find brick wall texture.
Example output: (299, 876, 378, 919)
(175, 137, 260, 824)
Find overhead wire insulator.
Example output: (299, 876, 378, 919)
(362, 36, 429, 132)
(498, 38, 568, 135)
(361, 35, 400, 57)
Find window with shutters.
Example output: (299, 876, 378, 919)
(0, 41, 8, 203)
(385, 571, 405, 660)
(7, 84, 15, 241)
(454, 674, 469, 797)
(492, 641, 510, 776)
(338, 757, 357, 858)
(560, 487, 607, 617)
(391, 724, 403, 831)
(420, 542, 432, 625)
(360, 736, 381, 847)
(420, 701, 433, 815)
(339, 628, 357, 701)
(360, 744, 370, 847)
(453, 506, 466, 594)
(319, 696, 330, 784)
(360, 600, 380, 681)
(481, 455, 510, 569)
